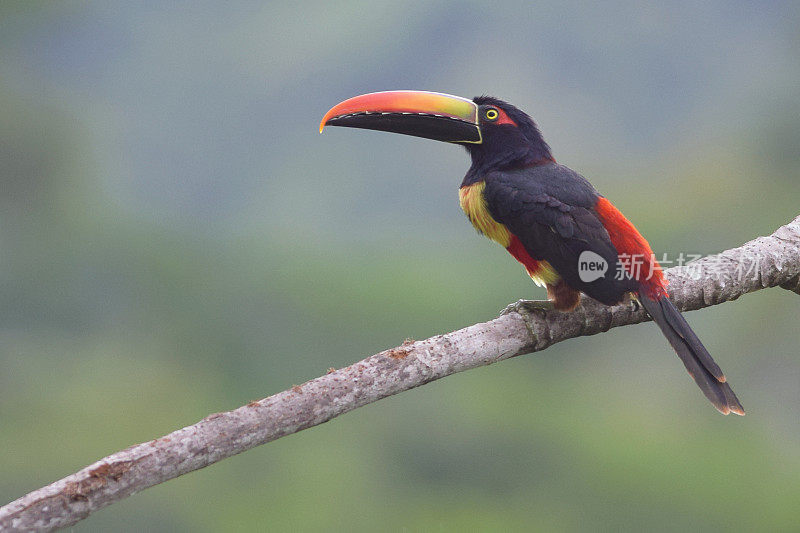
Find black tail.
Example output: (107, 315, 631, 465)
(638, 293, 745, 416)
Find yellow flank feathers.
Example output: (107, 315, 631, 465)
(459, 181, 561, 288)
(459, 182, 511, 247)
(528, 261, 560, 287)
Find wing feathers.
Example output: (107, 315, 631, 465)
(482, 164, 636, 305)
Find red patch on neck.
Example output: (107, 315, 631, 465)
(525, 156, 556, 166)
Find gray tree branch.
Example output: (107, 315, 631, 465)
(2, 215, 799, 532)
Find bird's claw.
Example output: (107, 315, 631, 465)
(500, 299, 555, 317)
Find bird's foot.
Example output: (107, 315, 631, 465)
(500, 299, 554, 317)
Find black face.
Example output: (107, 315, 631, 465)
(478, 104, 502, 124)
(462, 96, 554, 180)
(472, 96, 544, 141)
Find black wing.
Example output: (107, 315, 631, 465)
(482, 163, 636, 305)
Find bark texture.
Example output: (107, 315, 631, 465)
(1, 215, 799, 532)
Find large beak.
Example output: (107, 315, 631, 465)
(320, 90, 481, 144)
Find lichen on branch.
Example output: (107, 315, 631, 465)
(1, 215, 799, 532)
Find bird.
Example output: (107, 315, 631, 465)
(320, 90, 744, 416)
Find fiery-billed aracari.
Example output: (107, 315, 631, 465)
(320, 90, 744, 415)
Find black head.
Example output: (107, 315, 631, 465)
(320, 91, 553, 183)
(463, 96, 553, 183)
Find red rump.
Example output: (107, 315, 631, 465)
(594, 197, 667, 298)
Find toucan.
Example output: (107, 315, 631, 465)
(320, 90, 744, 415)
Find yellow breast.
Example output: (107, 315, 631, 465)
(459, 182, 511, 248)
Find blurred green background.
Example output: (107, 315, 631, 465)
(1, 1, 799, 531)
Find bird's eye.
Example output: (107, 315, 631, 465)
(485, 108, 499, 120)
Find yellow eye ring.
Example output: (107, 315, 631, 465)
(485, 108, 498, 120)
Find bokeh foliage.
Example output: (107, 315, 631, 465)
(1, 2, 798, 531)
